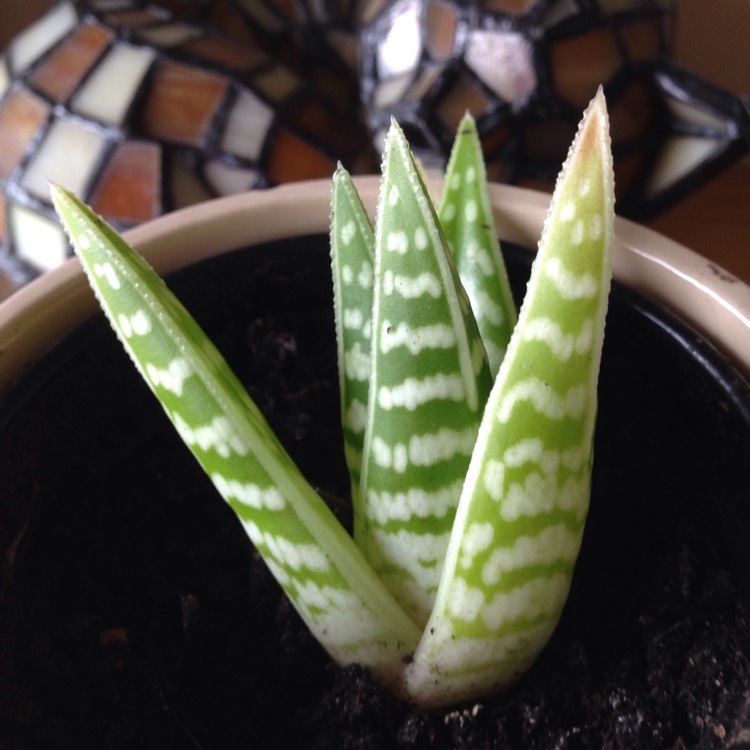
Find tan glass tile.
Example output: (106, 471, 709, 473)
(71, 43, 155, 125)
(222, 88, 274, 161)
(465, 29, 536, 103)
(8, 1, 77, 74)
(252, 66, 302, 103)
(28, 22, 113, 103)
(138, 61, 230, 146)
(0, 88, 51, 180)
(549, 28, 622, 109)
(168, 153, 213, 209)
(542, 0, 579, 28)
(235, 0, 286, 32)
(89, 141, 162, 224)
(104, 8, 170, 27)
(425, 1, 458, 61)
(482, 0, 535, 14)
(21, 117, 107, 201)
(266, 128, 336, 184)
(0, 198, 6, 245)
(404, 65, 441, 102)
(181, 34, 268, 72)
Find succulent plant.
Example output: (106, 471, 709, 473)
(52, 89, 614, 709)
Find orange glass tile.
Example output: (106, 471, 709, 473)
(480, 125, 512, 159)
(549, 28, 622, 109)
(0, 88, 50, 180)
(613, 149, 648, 199)
(0, 198, 6, 244)
(425, 1, 458, 61)
(266, 128, 336, 184)
(436, 78, 492, 132)
(137, 60, 229, 146)
(206, 1, 264, 47)
(609, 77, 657, 144)
(28, 22, 113, 102)
(286, 97, 344, 153)
(181, 34, 268, 72)
(619, 18, 664, 63)
(88, 140, 161, 225)
(522, 118, 577, 163)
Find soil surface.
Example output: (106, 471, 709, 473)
(0, 236, 749, 749)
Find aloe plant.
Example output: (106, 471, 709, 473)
(52, 90, 614, 708)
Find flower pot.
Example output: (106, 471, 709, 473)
(0, 180, 748, 748)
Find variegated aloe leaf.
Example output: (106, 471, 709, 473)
(439, 112, 517, 377)
(406, 90, 615, 707)
(51, 185, 421, 688)
(330, 165, 375, 533)
(359, 120, 493, 627)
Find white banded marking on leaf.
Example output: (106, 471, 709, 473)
(367, 479, 464, 525)
(501, 472, 589, 522)
(464, 199, 478, 222)
(481, 523, 580, 586)
(560, 201, 576, 222)
(447, 577, 485, 622)
(571, 218, 585, 246)
(172, 412, 249, 458)
(94, 261, 120, 289)
(409, 427, 477, 467)
(378, 373, 465, 410)
(481, 573, 569, 631)
(341, 220, 357, 245)
(497, 378, 587, 423)
(544, 257, 597, 299)
(263, 534, 331, 573)
(482, 459, 505, 501)
(414, 226, 428, 249)
(118, 309, 152, 337)
(211, 473, 286, 511)
(145, 357, 193, 396)
(459, 522, 495, 570)
(380, 321, 457, 354)
(589, 213, 603, 240)
(521, 317, 593, 360)
(504, 438, 560, 473)
(386, 230, 408, 254)
(383, 270, 442, 298)
(343, 307, 365, 330)
(344, 343, 370, 381)
(345, 398, 368, 433)
(358, 261, 373, 289)
(371, 527, 451, 587)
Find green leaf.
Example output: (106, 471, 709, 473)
(330, 165, 375, 536)
(439, 112, 517, 377)
(359, 120, 493, 626)
(406, 89, 615, 707)
(51, 185, 420, 689)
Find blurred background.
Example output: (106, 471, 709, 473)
(0, 0, 748, 298)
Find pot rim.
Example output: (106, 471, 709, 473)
(1, 177, 749, 392)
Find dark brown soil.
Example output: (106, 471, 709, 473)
(0, 236, 749, 749)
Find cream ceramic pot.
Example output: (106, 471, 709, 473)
(1, 179, 749, 391)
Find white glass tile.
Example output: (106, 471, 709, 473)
(71, 43, 155, 126)
(137, 24, 202, 48)
(377, 0, 422, 79)
(222, 89, 274, 161)
(647, 135, 723, 195)
(8, 1, 77, 74)
(465, 30, 536, 103)
(667, 99, 729, 133)
(11, 203, 69, 272)
(373, 72, 414, 108)
(0, 57, 9, 99)
(204, 160, 260, 195)
(21, 117, 107, 201)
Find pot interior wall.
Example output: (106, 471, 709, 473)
(0, 235, 748, 749)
